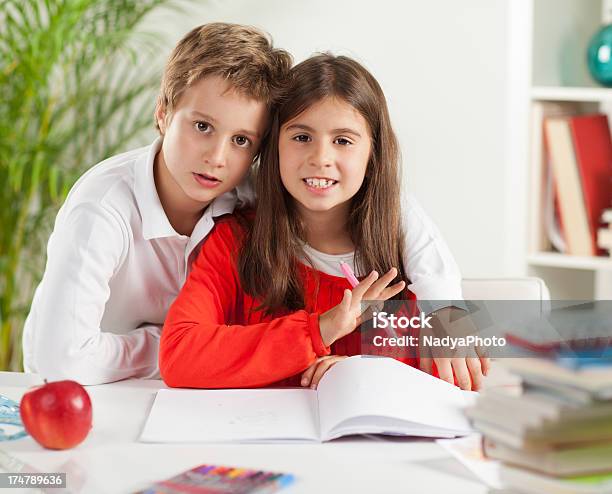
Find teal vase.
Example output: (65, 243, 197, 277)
(587, 24, 612, 87)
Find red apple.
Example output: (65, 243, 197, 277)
(20, 380, 92, 450)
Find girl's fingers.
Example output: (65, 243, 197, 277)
(341, 288, 352, 310)
(351, 268, 405, 319)
(310, 356, 345, 389)
(352, 271, 379, 299)
(341, 288, 358, 326)
(379, 280, 406, 301)
(365, 268, 398, 298)
(301, 360, 319, 387)
(301, 356, 333, 387)
(466, 357, 484, 391)
(359, 280, 405, 319)
(374, 267, 397, 286)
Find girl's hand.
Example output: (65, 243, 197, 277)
(301, 355, 347, 389)
(319, 268, 406, 347)
(419, 354, 490, 391)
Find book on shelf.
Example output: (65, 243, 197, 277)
(530, 101, 581, 253)
(570, 116, 612, 254)
(600, 208, 612, 255)
(140, 356, 475, 443)
(543, 113, 612, 256)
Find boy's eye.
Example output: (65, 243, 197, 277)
(233, 135, 251, 148)
(194, 121, 211, 133)
(334, 137, 352, 146)
(293, 134, 311, 143)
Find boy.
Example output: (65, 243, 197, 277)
(22, 23, 292, 384)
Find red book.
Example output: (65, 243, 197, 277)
(570, 114, 612, 255)
(545, 114, 612, 255)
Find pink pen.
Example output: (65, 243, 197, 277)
(339, 262, 360, 287)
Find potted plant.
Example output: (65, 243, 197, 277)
(0, 0, 176, 370)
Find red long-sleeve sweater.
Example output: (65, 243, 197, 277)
(159, 215, 417, 389)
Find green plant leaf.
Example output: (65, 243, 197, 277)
(0, 0, 187, 370)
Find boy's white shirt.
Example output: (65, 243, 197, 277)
(22, 138, 462, 385)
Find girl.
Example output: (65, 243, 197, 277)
(159, 54, 487, 389)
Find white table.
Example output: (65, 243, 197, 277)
(0, 366, 518, 494)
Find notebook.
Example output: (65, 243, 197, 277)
(140, 356, 475, 443)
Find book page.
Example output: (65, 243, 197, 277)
(140, 388, 320, 443)
(316, 356, 474, 440)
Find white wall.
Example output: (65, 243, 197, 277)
(146, 0, 526, 278)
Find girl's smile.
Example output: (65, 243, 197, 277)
(302, 176, 339, 194)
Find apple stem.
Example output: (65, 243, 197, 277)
(44, 379, 48, 384)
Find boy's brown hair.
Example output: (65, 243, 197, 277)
(155, 22, 292, 131)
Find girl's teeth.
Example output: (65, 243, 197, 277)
(305, 178, 335, 188)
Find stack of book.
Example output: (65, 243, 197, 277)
(467, 356, 612, 493)
(599, 208, 612, 256)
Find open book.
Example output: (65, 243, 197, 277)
(140, 356, 475, 443)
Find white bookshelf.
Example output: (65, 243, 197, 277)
(528, 252, 612, 270)
(525, 0, 612, 300)
(531, 86, 612, 102)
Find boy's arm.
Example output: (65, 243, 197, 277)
(400, 193, 463, 303)
(30, 203, 161, 385)
(159, 221, 329, 389)
(399, 194, 489, 390)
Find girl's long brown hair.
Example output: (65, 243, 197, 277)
(238, 53, 406, 313)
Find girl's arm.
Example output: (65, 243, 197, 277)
(159, 219, 330, 389)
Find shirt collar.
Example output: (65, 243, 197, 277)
(134, 137, 239, 243)
(134, 137, 178, 240)
(187, 188, 238, 248)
